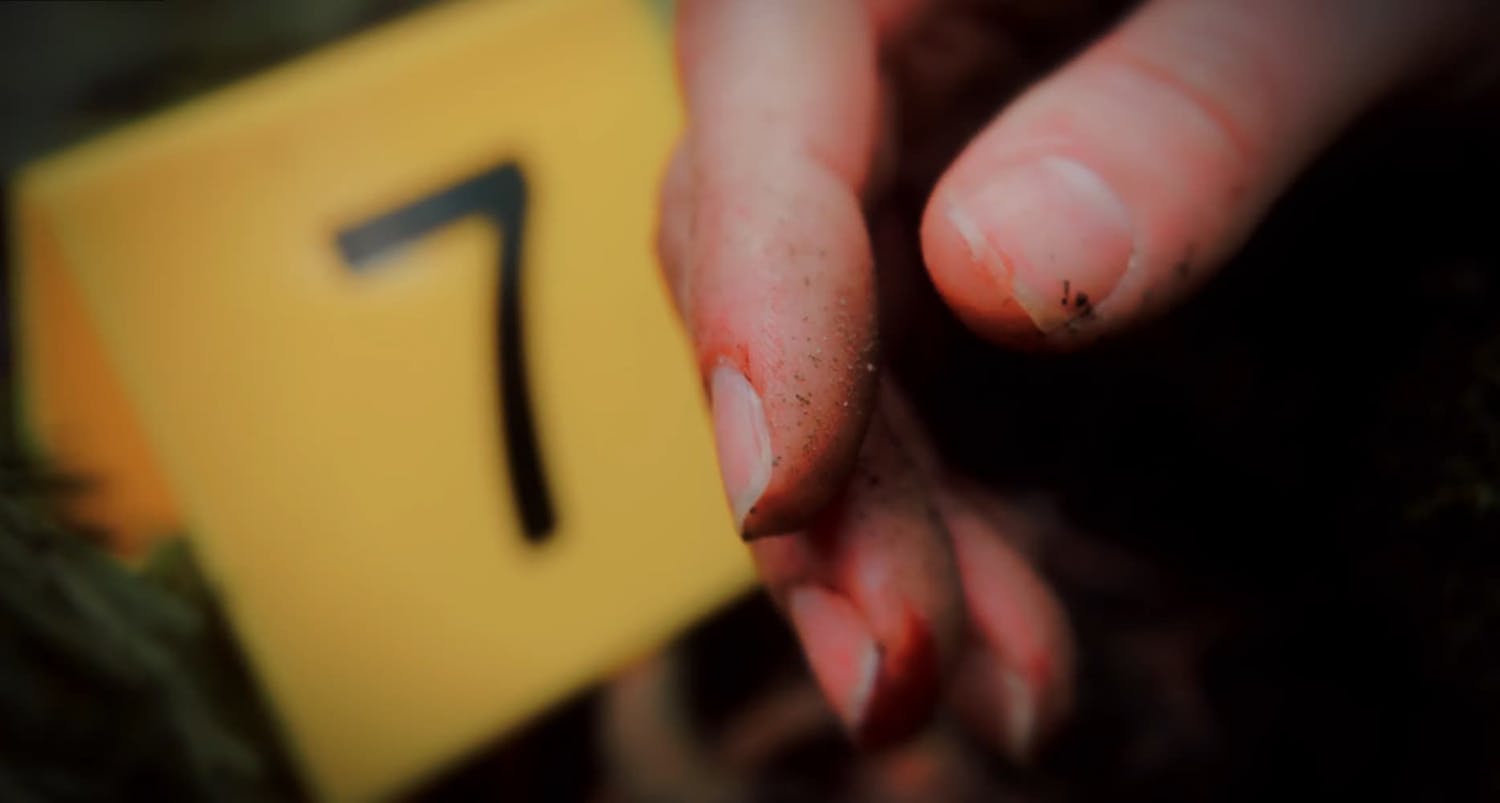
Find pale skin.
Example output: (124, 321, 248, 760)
(657, 0, 1498, 758)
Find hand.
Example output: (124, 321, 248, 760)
(656, 0, 1497, 757)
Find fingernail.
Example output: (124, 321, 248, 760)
(787, 586, 881, 733)
(947, 156, 1134, 333)
(788, 587, 940, 747)
(998, 667, 1038, 762)
(710, 362, 772, 532)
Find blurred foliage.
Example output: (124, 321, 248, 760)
(0, 461, 302, 801)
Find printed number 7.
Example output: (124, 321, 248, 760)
(336, 162, 556, 541)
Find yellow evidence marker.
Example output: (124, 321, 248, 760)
(11, 0, 753, 799)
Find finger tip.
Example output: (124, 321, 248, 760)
(920, 200, 1048, 346)
(787, 586, 880, 728)
(943, 509, 1076, 760)
(738, 375, 877, 538)
(949, 652, 1050, 765)
(922, 157, 1136, 349)
(854, 606, 943, 749)
(698, 233, 879, 538)
(788, 585, 943, 749)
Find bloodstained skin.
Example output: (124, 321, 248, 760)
(855, 605, 940, 749)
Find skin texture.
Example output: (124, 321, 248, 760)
(659, 0, 1498, 758)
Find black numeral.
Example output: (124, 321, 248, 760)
(336, 163, 556, 541)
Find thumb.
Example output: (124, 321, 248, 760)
(921, 0, 1489, 346)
